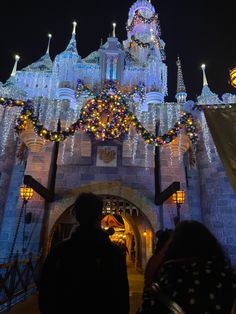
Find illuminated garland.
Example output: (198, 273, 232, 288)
(102, 80, 119, 95)
(126, 10, 159, 32)
(15, 101, 78, 142)
(0, 97, 25, 108)
(79, 94, 198, 144)
(75, 80, 145, 103)
(129, 83, 145, 102)
(0, 92, 198, 145)
(80, 94, 132, 141)
(76, 79, 94, 98)
(131, 112, 198, 145)
(131, 35, 151, 48)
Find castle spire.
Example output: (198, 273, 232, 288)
(176, 56, 186, 93)
(112, 23, 116, 37)
(46, 33, 52, 54)
(11, 55, 20, 77)
(201, 64, 208, 86)
(64, 21, 78, 54)
(72, 21, 77, 35)
(175, 56, 187, 103)
(197, 64, 221, 105)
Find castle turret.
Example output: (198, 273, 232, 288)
(197, 64, 221, 105)
(1, 55, 27, 99)
(124, 0, 167, 107)
(175, 56, 187, 103)
(22, 34, 53, 73)
(55, 22, 81, 109)
(99, 23, 125, 84)
(10, 34, 54, 98)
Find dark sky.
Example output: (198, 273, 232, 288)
(0, 0, 235, 102)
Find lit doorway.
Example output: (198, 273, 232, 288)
(50, 194, 154, 271)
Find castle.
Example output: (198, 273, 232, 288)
(0, 0, 236, 269)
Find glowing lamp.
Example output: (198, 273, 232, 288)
(230, 67, 236, 89)
(20, 185, 33, 202)
(143, 231, 147, 237)
(172, 190, 185, 205)
(172, 190, 185, 226)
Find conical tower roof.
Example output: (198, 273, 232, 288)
(22, 34, 53, 72)
(1, 55, 27, 98)
(197, 64, 221, 105)
(175, 56, 187, 103)
(22, 54, 53, 72)
(55, 22, 81, 61)
(176, 56, 186, 93)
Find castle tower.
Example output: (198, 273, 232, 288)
(18, 34, 53, 98)
(197, 64, 221, 105)
(124, 0, 167, 106)
(0, 55, 27, 99)
(54, 21, 81, 109)
(175, 56, 187, 103)
(99, 23, 125, 84)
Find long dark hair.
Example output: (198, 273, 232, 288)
(155, 229, 173, 254)
(164, 220, 228, 263)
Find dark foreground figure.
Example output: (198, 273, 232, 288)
(138, 220, 236, 314)
(38, 192, 130, 314)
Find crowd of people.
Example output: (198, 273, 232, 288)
(38, 192, 236, 314)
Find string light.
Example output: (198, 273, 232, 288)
(1, 82, 198, 146)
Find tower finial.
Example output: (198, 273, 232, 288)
(10, 54, 20, 77)
(46, 33, 52, 54)
(72, 21, 77, 35)
(112, 22, 116, 37)
(201, 64, 208, 86)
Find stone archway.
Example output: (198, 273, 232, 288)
(47, 181, 160, 270)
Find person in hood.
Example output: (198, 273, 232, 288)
(38, 192, 130, 314)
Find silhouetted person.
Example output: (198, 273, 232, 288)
(139, 220, 236, 314)
(38, 192, 130, 314)
(131, 238, 136, 263)
(144, 228, 173, 289)
(106, 226, 115, 236)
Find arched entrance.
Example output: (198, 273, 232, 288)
(50, 194, 155, 270)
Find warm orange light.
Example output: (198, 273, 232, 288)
(143, 231, 147, 237)
(172, 190, 185, 205)
(20, 185, 33, 201)
(230, 67, 236, 88)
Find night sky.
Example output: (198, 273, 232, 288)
(0, 0, 235, 102)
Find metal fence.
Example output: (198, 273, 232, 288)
(0, 253, 40, 313)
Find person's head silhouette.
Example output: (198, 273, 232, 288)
(73, 192, 103, 228)
(165, 220, 227, 262)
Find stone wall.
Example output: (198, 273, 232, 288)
(0, 106, 236, 267)
(196, 112, 236, 265)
